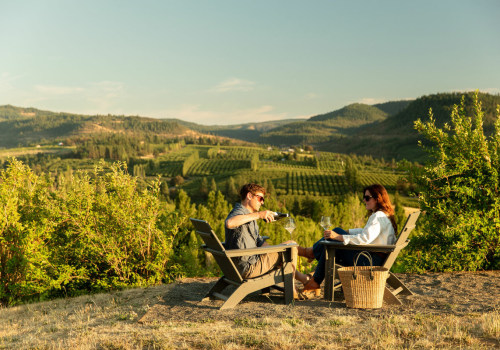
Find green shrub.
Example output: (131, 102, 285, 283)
(402, 92, 500, 272)
(0, 159, 60, 304)
(0, 159, 182, 305)
(50, 161, 180, 292)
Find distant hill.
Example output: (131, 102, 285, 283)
(0, 105, 303, 148)
(1, 91, 498, 161)
(317, 92, 500, 161)
(372, 100, 413, 116)
(0, 105, 197, 148)
(185, 119, 308, 143)
(255, 103, 392, 145)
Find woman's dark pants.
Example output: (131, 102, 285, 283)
(311, 227, 383, 285)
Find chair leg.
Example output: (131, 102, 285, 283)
(383, 287, 402, 305)
(220, 285, 253, 310)
(203, 277, 231, 301)
(387, 272, 414, 296)
(220, 276, 282, 310)
(283, 270, 294, 305)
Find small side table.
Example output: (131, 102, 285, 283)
(320, 240, 395, 301)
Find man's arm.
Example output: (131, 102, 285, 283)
(225, 210, 275, 229)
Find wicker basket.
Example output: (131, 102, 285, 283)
(338, 251, 389, 309)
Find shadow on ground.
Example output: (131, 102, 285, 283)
(139, 272, 499, 323)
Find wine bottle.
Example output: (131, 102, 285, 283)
(273, 212, 290, 220)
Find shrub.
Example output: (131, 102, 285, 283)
(403, 92, 500, 272)
(0, 159, 182, 305)
(0, 159, 59, 304)
(50, 161, 180, 292)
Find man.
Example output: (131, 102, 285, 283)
(225, 183, 309, 295)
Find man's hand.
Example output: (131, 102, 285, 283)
(259, 210, 275, 223)
(226, 210, 275, 229)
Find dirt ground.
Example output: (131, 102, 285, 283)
(138, 271, 499, 323)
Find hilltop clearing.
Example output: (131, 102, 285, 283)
(1, 271, 498, 349)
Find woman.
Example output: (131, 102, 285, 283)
(298, 184, 398, 296)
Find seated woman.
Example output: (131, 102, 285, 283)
(297, 184, 398, 296)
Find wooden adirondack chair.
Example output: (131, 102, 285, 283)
(322, 210, 421, 305)
(190, 218, 296, 310)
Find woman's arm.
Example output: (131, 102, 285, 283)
(343, 216, 381, 244)
(323, 230, 344, 242)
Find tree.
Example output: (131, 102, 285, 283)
(393, 191, 406, 230)
(344, 157, 359, 192)
(170, 175, 184, 187)
(199, 177, 208, 198)
(225, 177, 238, 204)
(250, 153, 259, 171)
(209, 177, 217, 193)
(406, 92, 500, 271)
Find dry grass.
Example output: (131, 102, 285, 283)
(0, 281, 498, 350)
(0, 146, 74, 158)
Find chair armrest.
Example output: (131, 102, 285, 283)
(224, 243, 298, 258)
(320, 240, 396, 253)
(221, 236, 270, 248)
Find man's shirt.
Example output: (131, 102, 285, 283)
(224, 203, 265, 275)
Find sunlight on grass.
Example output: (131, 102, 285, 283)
(0, 284, 498, 349)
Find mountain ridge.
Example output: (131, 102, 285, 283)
(1, 91, 498, 161)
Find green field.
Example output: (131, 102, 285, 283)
(0, 143, 410, 203)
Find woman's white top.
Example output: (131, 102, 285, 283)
(343, 211, 396, 245)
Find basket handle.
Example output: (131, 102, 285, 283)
(352, 251, 374, 280)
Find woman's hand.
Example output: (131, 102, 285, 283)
(324, 230, 344, 242)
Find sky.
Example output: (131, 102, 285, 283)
(1, 1, 499, 125)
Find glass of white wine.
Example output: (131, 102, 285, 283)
(283, 217, 296, 240)
(320, 216, 331, 241)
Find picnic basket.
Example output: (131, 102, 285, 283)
(338, 251, 389, 309)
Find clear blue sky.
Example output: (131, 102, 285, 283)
(1, 1, 499, 125)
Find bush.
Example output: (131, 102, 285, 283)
(402, 92, 500, 272)
(0, 159, 182, 305)
(0, 159, 58, 304)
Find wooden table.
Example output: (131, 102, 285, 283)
(320, 240, 396, 301)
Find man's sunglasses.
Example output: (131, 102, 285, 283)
(363, 195, 374, 201)
(253, 194, 265, 203)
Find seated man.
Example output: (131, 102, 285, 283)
(225, 183, 309, 297)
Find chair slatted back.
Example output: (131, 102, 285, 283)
(396, 211, 420, 243)
(383, 210, 421, 269)
(190, 218, 244, 283)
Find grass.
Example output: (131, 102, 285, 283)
(0, 146, 75, 158)
(0, 283, 498, 349)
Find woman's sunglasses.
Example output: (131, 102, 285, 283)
(363, 195, 374, 201)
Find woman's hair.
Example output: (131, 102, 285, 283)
(363, 184, 398, 233)
(239, 183, 266, 201)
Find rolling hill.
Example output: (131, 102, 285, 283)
(317, 92, 500, 160)
(1, 91, 498, 161)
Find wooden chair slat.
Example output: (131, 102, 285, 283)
(190, 217, 295, 310)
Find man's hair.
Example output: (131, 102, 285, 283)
(239, 183, 266, 201)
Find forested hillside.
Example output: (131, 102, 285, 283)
(2, 91, 499, 161)
(0, 105, 193, 148)
(317, 92, 500, 161)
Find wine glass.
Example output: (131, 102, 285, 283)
(283, 217, 296, 240)
(320, 216, 331, 240)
